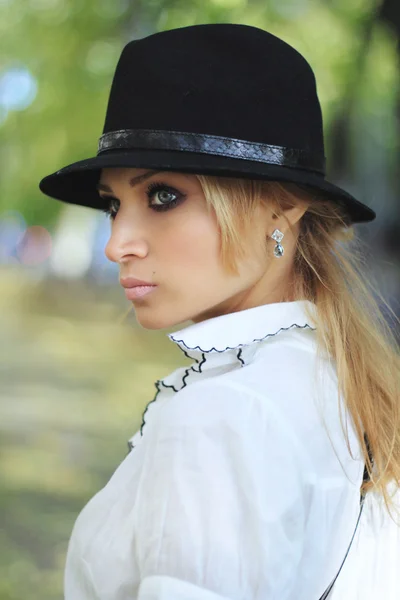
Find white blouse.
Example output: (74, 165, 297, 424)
(64, 300, 400, 600)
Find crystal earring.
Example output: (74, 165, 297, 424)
(271, 229, 284, 258)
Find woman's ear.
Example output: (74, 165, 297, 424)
(283, 201, 309, 228)
(265, 199, 309, 239)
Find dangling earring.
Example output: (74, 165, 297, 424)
(271, 229, 284, 258)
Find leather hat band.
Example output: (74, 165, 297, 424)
(97, 128, 326, 175)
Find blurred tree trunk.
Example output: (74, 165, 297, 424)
(376, 0, 400, 269)
(377, 0, 400, 216)
(328, 11, 376, 181)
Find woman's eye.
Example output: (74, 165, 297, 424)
(100, 181, 185, 221)
(101, 197, 120, 221)
(146, 182, 184, 211)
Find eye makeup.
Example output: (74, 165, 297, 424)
(100, 181, 186, 221)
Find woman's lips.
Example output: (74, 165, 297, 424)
(120, 277, 155, 287)
(124, 285, 157, 300)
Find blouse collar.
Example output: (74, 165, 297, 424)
(127, 300, 319, 452)
(167, 299, 318, 361)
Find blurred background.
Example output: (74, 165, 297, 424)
(0, 0, 399, 598)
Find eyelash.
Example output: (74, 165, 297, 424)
(100, 181, 185, 221)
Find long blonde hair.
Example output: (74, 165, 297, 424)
(195, 174, 400, 523)
(118, 173, 400, 523)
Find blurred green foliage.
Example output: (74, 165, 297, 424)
(0, 270, 191, 599)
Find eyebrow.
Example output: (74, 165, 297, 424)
(96, 169, 164, 193)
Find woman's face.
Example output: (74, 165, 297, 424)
(100, 167, 291, 330)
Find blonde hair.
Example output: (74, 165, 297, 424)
(195, 174, 400, 523)
(118, 173, 400, 523)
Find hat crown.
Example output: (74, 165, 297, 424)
(102, 23, 325, 157)
(38, 23, 376, 224)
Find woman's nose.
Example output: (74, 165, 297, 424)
(104, 226, 149, 264)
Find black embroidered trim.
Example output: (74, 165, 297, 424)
(237, 347, 245, 367)
(169, 322, 316, 355)
(126, 322, 316, 453)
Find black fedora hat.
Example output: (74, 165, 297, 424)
(38, 23, 376, 225)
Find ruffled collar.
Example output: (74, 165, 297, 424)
(127, 300, 318, 452)
(167, 299, 318, 361)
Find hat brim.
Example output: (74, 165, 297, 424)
(39, 149, 376, 224)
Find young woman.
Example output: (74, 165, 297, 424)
(39, 23, 400, 600)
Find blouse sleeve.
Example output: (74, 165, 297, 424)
(133, 379, 314, 600)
